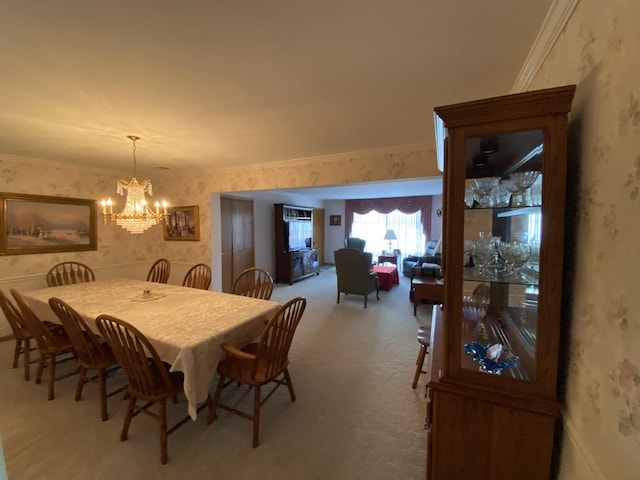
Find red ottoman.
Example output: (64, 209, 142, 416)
(371, 265, 400, 290)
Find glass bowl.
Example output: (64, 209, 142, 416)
(472, 177, 500, 207)
(502, 171, 541, 206)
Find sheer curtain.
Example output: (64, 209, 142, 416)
(345, 196, 432, 255)
(351, 210, 424, 255)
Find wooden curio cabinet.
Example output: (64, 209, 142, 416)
(426, 85, 575, 480)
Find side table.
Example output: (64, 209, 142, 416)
(377, 254, 398, 266)
(411, 277, 444, 316)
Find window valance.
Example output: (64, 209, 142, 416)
(345, 196, 432, 240)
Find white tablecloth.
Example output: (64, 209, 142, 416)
(21, 279, 280, 420)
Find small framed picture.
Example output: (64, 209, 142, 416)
(164, 205, 200, 241)
(329, 215, 341, 226)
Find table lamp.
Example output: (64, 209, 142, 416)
(383, 229, 397, 254)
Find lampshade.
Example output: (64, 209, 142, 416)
(383, 229, 397, 240)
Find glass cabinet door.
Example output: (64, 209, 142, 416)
(460, 129, 543, 381)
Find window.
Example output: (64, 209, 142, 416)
(351, 210, 425, 255)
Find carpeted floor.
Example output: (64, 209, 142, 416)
(0, 266, 435, 480)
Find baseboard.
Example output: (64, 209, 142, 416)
(562, 414, 607, 479)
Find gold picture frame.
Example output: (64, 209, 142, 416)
(329, 215, 341, 226)
(164, 205, 200, 241)
(0, 193, 97, 255)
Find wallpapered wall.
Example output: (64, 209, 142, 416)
(0, 145, 437, 327)
(530, 0, 640, 478)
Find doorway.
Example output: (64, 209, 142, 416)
(313, 208, 325, 264)
(220, 196, 255, 293)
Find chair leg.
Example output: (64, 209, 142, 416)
(336, 291, 340, 304)
(13, 339, 21, 368)
(121, 395, 136, 441)
(411, 343, 429, 388)
(412, 344, 428, 389)
(252, 385, 261, 448)
(47, 354, 56, 401)
(75, 366, 87, 401)
(159, 398, 168, 465)
(98, 368, 108, 421)
(207, 374, 226, 424)
(23, 339, 31, 382)
(364, 294, 368, 308)
(283, 368, 296, 402)
(35, 354, 44, 384)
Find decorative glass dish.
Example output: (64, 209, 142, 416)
(130, 290, 166, 302)
(464, 342, 520, 375)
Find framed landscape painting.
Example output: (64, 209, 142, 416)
(164, 205, 200, 241)
(0, 193, 97, 255)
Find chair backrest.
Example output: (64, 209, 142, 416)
(48, 297, 109, 366)
(334, 248, 375, 293)
(46, 262, 95, 287)
(251, 297, 306, 380)
(425, 241, 438, 256)
(147, 259, 171, 283)
(0, 289, 29, 340)
(231, 267, 274, 300)
(96, 314, 175, 398)
(10, 289, 58, 352)
(182, 263, 212, 290)
(344, 237, 366, 251)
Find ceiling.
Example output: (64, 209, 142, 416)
(0, 1, 552, 177)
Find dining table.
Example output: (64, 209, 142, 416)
(20, 278, 281, 420)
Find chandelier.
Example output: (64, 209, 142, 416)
(100, 135, 168, 234)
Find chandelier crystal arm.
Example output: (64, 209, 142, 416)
(100, 136, 168, 234)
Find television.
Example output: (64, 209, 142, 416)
(284, 219, 312, 252)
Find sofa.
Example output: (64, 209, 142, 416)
(402, 240, 442, 277)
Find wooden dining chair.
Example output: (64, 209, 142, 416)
(96, 314, 201, 464)
(208, 296, 307, 447)
(46, 261, 95, 287)
(0, 289, 38, 381)
(10, 289, 77, 400)
(231, 267, 274, 300)
(49, 297, 126, 421)
(411, 325, 431, 389)
(146, 258, 171, 284)
(182, 263, 211, 290)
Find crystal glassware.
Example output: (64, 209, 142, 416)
(502, 171, 541, 207)
(472, 177, 500, 207)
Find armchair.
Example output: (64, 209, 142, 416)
(334, 248, 379, 308)
(402, 240, 442, 277)
(344, 237, 366, 251)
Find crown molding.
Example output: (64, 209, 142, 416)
(511, 0, 580, 93)
(212, 140, 435, 174)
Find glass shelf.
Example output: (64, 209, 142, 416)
(463, 267, 538, 286)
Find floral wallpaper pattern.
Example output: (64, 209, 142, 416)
(0, 145, 437, 291)
(8, 4, 639, 476)
(530, 0, 640, 477)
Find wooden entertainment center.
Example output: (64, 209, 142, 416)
(274, 203, 319, 284)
